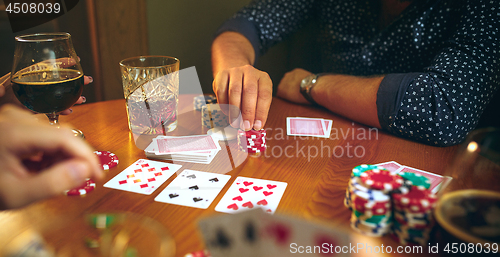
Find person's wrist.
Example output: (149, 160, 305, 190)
(309, 74, 330, 106)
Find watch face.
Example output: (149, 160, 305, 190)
(301, 75, 314, 89)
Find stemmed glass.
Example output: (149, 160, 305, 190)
(10, 32, 84, 137)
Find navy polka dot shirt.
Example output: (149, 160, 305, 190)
(216, 0, 500, 146)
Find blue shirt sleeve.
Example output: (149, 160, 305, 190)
(215, 0, 316, 59)
(377, 0, 500, 146)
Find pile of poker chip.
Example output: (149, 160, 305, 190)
(344, 164, 436, 246)
(201, 104, 230, 128)
(194, 95, 217, 111)
(237, 129, 267, 153)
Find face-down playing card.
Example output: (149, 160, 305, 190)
(155, 169, 231, 209)
(287, 117, 328, 137)
(215, 177, 287, 214)
(104, 159, 181, 195)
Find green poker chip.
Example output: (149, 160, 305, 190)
(353, 209, 392, 224)
(351, 164, 383, 177)
(399, 172, 431, 189)
(88, 214, 117, 229)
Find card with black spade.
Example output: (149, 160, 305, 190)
(155, 169, 231, 209)
(198, 209, 266, 257)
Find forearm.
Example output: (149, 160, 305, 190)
(311, 74, 384, 128)
(211, 32, 256, 77)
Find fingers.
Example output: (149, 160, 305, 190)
(59, 75, 90, 115)
(3, 159, 93, 209)
(227, 70, 243, 127)
(0, 108, 103, 181)
(213, 65, 273, 130)
(254, 73, 273, 130)
(17, 126, 103, 181)
(84, 76, 93, 85)
(240, 70, 258, 130)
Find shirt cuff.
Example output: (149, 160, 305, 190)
(214, 17, 261, 64)
(376, 73, 421, 130)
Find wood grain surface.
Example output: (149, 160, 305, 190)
(0, 95, 459, 256)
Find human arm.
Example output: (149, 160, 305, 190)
(212, 0, 316, 130)
(212, 32, 272, 130)
(278, 0, 499, 147)
(0, 105, 103, 210)
(276, 68, 383, 128)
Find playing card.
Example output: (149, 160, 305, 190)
(375, 161, 403, 172)
(259, 213, 351, 256)
(215, 177, 287, 214)
(198, 209, 266, 257)
(323, 119, 333, 138)
(375, 161, 450, 193)
(287, 117, 328, 138)
(154, 135, 221, 154)
(104, 159, 181, 195)
(155, 169, 230, 209)
(398, 166, 444, 192)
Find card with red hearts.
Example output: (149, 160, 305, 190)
(259, 212, 352, 256)
(215, 177, 287, 214)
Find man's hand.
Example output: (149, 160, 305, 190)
(213, 65, 273, 131)
(276, 68, 313, 104)
(212, 32, 273, 131)
(0, 105, 103, 210)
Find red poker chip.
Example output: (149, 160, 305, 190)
(65, 178, 96, 196)
(351, 195, 391, 215)
(238, 129, 266, 136)
(360, 169, 404, 192)
(393, 186, 437, 213)
(94, 151, 119, 170)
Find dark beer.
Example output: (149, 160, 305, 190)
(12, 69, 83, 113)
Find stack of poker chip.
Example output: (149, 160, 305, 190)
(237, 129, 267, 153)
(392, 173, 436, 246)
(346, 165, 403, 237)
(344, 165, 437, 246)
(201, 104, 230, 128)
(194, 95, 217, 111)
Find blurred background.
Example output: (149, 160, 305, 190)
(0, 0, 320, 103)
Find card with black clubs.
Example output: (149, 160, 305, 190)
(155, 169, 231, 209)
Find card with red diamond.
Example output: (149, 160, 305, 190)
(104, 159, 181, 195)
(215, 177, 287, 214)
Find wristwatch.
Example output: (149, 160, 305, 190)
(300, 73, 322, 105)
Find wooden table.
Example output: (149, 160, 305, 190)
(0, 95, 459, 256)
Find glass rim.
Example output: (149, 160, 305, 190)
(119, 55, 179, 69)
(15, 32, 71, 42)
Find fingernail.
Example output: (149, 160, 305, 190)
(253, 120, 262, 130)
(87, 76, 93, 83)
(67, 162, 87, 183)
(243, 120, 251, 131)
(81, 96, 86, 103)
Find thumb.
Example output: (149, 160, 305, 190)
(20, 160, 92, 206)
